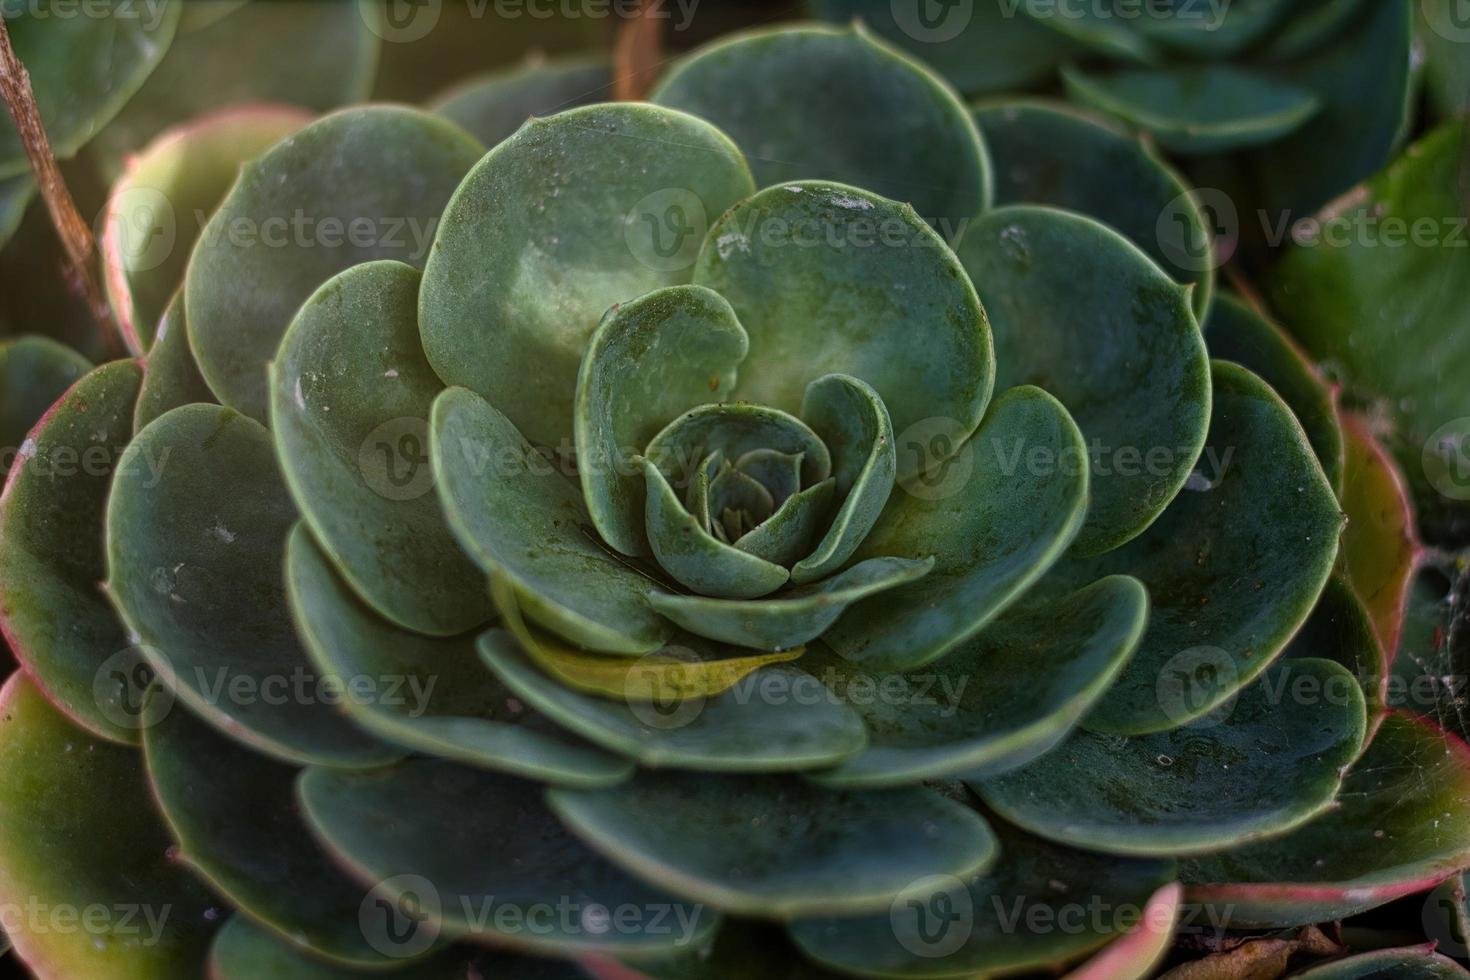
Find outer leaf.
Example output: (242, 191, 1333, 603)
(0, 0, 180, 177)
(0, 335, 90, 478)
(1285, 946, 1470, 979)
(133, 294, 216, 434)
(287, 526, 633, 788)
(825, 385, 1089, 671)
(548, 772, 999, 918)
(1282, 575, 1388, 715)
(143, 698, 414, 967)
(973, 98, 1212, 319)
(0, 673, 218, 979)
(653, 23, 990, 229)
(297, 759, 721, 958)
(271, 260, 492, 635)
(1203, 292, 1343, 493)
(792, 374, 897, 583)
(101, 105, 309, 352)
(0, 361, 140, 742)
(809, 575, 1147, 789)
(1059, 64, 1320, 154)
(1131, 0, 1294, 57)
(1338, 411, 1420, 659)
(86, 0, 378, 176)
(430, 386, 669, 655)
(957, 204, 1210, 554)
(647, 557, 934, 652)
(1183, 713, 1470, 927)
(1062, 884, 1181, 980)
(1066, 361, 1343, 735)
(419, 103, 754, 448)
(788, 823, 1175, 979)
(431, 56, 611, 149)
(693, 181, 993, 480)
(574, 285, 748, 557)
(186, 106, 483, 422)
(480, 630, 868, 772)
(106, 404, 399, 767)
(976, 658, 1366, 857)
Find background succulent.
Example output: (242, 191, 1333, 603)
(2, 2, 1470, 979)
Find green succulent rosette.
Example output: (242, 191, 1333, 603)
(1, 17, 1469, 980)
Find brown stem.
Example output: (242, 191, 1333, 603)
(0, 16, 123, 358)
(613, 0, 664, 101)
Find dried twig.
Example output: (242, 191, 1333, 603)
(0, 16, 123, 357)
(613, 0, 665, 101)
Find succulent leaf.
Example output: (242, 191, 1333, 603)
(0, 335, 90, 478)
(419, 103, 754, 448)
(186, 106, 483, 423)
(133, 295, 217, 434)
(1284, 946, 1470, 979)
(431, 57, 611, 149)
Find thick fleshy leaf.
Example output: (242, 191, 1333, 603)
(0, 360, 140, 742)
(1019, 2, 1160, 63)
(788, 823, 1175, 979)
(648, 557, 933, 652)
(0, 673, 218, 978)
(432, 57, 611, 149)
(646, 402, 831, 489)
(106, 403, 398, 767)
(0, 335, 90, 478)
(419, 103, 753, 448)
(1132, 0, 1294, 56)
(0, 0, 180, 177)
(1283, 575, 1387, 713)
(1063, 883, 1181, 980)
(1286, 946, 1470, 980)
(548, 772, 997, 918)
(1243, 0, 1414, 219)
(957, 204, 1210, 554)
(85, 0, 378, 176)
(208, 917, 557, 980)
(979, 658, 1366, 857)
(1060, 64, 1320, 154)
(733, 478, 835, 567)
(133, 294, 216, 434)
(809, 0, 1078, 94)
(100, 104, 308, 352)
(494, 577, 801, 702)
(1420, 0, 1470, 115)
(574, 285, 749, 557)
(272, 260, 492, 636)
(480, 630, 868, 772)
(974, 98, 1212, 319)
(1337, 412, 1420, 658)
(0, 173, 32, 247)
(809, 575, 1146, 789)
(1182, 713, 1470, 927)
(1262, 0, 1367, 60)
(1064, 361, 1343, 734)
(825, 385, 1089, 671)
(430, 386, 668, 655)
(287, 526, 632, 788)
(693, 181, 993, 479)
(1270, 119, 1470, 530)
(653, 24, 988, 230)
(298, 760, 720, 958)
(1203, 292, 1343, 492)
(186, 106, 483, 422)
(143, 699, 413, 967)
(642, 460, 791, 599)
(792, 374, 896, 583)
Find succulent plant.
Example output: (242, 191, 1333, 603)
(2, 6, 1470, 980)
